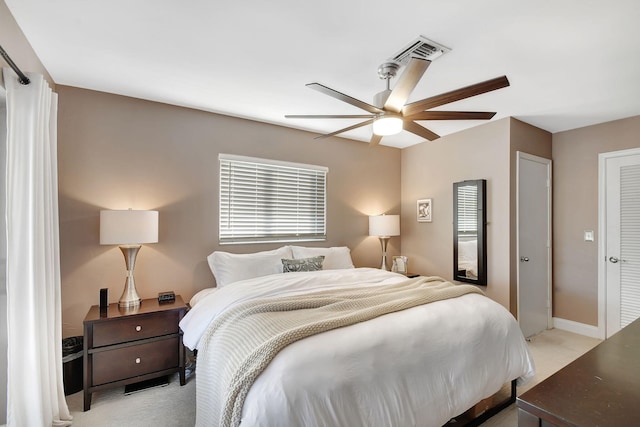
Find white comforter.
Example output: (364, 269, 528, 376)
(180, 268, 535, 427)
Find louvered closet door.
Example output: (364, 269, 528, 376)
(605, 150, 640, 337)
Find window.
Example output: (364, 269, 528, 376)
(219, 154, 327, 244)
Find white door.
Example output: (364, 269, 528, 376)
(517, 152, 552, 338)
(602, 149, 640, 337)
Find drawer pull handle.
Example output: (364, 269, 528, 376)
(135, 357, 141, 364)
(135, 325, 142, 332)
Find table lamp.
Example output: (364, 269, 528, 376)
(369, 214, 400, 270)
(100, 209, 158, 308)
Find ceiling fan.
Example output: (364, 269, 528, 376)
(285, 58, 510, 146)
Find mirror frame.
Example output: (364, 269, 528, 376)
(453, 179, 487, 285)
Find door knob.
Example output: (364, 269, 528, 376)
(609, 256, 619, 263)
(520, 256, 529, 262)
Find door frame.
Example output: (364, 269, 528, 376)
(516, 151, 553, 333)
(597, 147, 640, 339)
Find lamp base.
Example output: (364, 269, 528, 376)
(379, 236, 390, 271)
(118, 297, 141, 309)
(118, 274, 141, 308)
(118, 245, 142, 308)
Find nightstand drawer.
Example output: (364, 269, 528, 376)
(92, 311, 180, 347)
(83, 296, 187, 411)
(92, 336, 179, 385)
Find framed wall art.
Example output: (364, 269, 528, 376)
(417, 198, 432, 222)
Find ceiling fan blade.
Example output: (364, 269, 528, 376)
(403, 76, 510, 116)
(369, 134, 383, 146)
(384, 58, 431, 113)
(307, 83, 383, 114)
(403, 120, 440, 141)
(314, 119, 374, 140)
(407, 111, 497, 121)
(285, 114, 375, 119)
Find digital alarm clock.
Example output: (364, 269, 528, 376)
(157, 291, 175, 303)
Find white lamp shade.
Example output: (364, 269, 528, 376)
(372, 116, 403, 136)
(100, 210, 159, 245)
(369, 214, 400, 237)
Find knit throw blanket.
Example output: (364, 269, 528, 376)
(196, 276, 483, 427)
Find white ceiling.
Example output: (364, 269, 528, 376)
(6, 0, 640, 148)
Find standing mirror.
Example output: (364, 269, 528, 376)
(453, 179, 487, 285)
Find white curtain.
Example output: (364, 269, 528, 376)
(3, 68, 72, 426)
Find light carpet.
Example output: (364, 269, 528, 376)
(65, 328, 600, 427)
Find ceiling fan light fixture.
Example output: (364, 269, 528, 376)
(373, 116, 403, 136)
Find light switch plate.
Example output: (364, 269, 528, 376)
(584, 230, 594, 242)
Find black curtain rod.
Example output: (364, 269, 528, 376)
(0, 44, 31, 85)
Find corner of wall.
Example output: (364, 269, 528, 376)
(1, 0, 54, 87)
(552, 115, 640, 327)
(508, 118, 552, 317)
(401, 119, 512, 311)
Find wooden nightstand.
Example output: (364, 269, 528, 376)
(83, 296, 187, 411)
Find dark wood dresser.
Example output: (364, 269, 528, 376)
(517, 318, 640, 426)
(83, 296, 187, 411)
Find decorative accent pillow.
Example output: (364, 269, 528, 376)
(281, 256, 325, 273)
(290, 246, 355, 270)
(207, 246, 294, 287)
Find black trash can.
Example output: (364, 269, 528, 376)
(62, 336, 83, 395)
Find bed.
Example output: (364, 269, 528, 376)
(179, 246, 535, 427)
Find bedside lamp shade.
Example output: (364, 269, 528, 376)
(100, 210, 158, 245)
(100, 209, 158, 308)
(369, 214, 400, 270)
(369, 214, 400, 237)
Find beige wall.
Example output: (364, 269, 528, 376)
(0, 0, 53, 86)
(508, 119, 553, 314)
(55, 80, 640, 340)
(57, 86, 401, 337)
(552, 115, 640, 326)
(401, 118, 512, 309)
(401, 118, 552, 314)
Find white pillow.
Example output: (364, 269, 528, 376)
(290, 246, 354, 270)
(189, 287, 218, 307)
(207, 246, 294, 287)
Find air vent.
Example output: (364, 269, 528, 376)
(390, 35, 451, 65)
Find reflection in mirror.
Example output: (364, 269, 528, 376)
(453, 179, 487, 285)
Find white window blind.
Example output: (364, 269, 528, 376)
(219, 154, 327, 244)
(457, 185, 478, 233)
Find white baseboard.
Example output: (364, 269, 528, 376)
(552, 317, 602, 339)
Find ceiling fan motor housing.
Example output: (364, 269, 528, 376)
(377, 62, 400, 80)
(373, 89, 392, 109)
